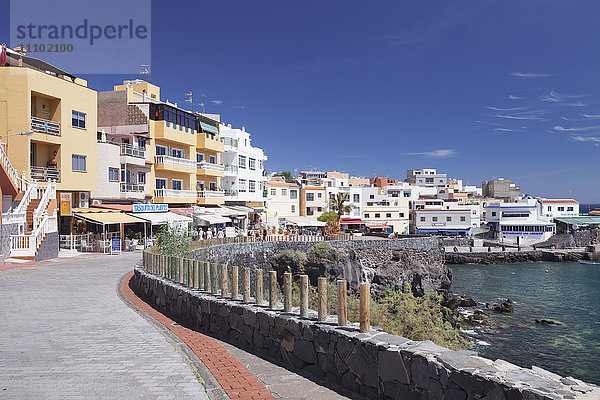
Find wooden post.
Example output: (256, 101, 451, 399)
(337, 280, 347, 326)
(283, 272, 292, 312)
(204, 261, 210, 291)
(193, 260, 199, 288)
(243, 267, 250, 303)
(269, 270, 277, 309)
(256, 269, 263, 305)
(199, 261, 205, 289)
(317, 277, 327, 322)
(300, 274, 308, 317)
(179, 258, 184, 283)
(231, 265, 239, 300)
(220, 264, 227, 297)
(184, 259, 189, 285)
(359, 283, 370, 333)
(211, 263, 218, 294)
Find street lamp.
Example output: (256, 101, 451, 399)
(0, 130, 34, 139)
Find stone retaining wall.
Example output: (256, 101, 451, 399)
(445, 250, 587, 264)
(0, 222, 18, 259)
(132, 266, 599, 400)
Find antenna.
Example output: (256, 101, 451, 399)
(140, 64, 151, 82)
(185, 91, 194, 113)
(198, 102, 205, 113)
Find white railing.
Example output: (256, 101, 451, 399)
(222, 137, 238, 149)
(0, 142, 19, 190)
(120, 183, 145, 192)
(197, 161, 225, 172)
(224, 190, 238, 197)
(10, 211, 57, 257)
(198, 190, 224, 198)
(31, 116, 60, 135)
(224, 164, 238, 174)
(154, 155, 196, 168)
(1, 211, 26, 225)
(154, 189, 198, 198)
(32, 181, 56, 231)
(120, 143, 145, 158)
(30, 166, 60, 182)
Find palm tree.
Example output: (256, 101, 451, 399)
(328, 192, 354, 221)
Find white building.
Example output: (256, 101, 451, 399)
(539, 199, 579, 219)
(406, 168, 447, 187)
(219, 124, 267, 206)
(264, 180, 300, 227)
(410, 199, 473, 235)
(485, 198, 555, 245)
(326, 186, 378, 219)
(362, 195, 410, 234)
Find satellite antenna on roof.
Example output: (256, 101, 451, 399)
(140, 64, 152, 82)
(199, 102, 205, 113)
(185, 91, 194, 113)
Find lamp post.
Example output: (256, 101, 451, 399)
(0, 130, 34, 140)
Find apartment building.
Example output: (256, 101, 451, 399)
(362, 195, 410, 234)
(482, 178, 521, 202)
(410, 199, 473, 235)
(370, 177, 399, 188)
(326, 186, 376, 219)
(299, 171, 326, 186)
(98, 80, 225, 207)
(348, 177, 370, 187)
(264, 180, 300, 227)
(485, 198, 555, 245)
(539, 199, 579, 218)
(219, 124, 267, 207)
(300, 186, 327, 216)
(406, 169, 447, 188)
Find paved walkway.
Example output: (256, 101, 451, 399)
(0, 253, 208, 399)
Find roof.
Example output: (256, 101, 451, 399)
(341, 219, 365, 224)
(554, 216, 600, 226)
(541, 199, 579, 204)
(170, 208, 194, 216)
(91, 204, 134, 212)
(284, 216, 326, 227)
(266, 181, 299, 187)
(195, 214, 230, 225)
(73, 210, 145, 225)
(129, 211, 192, 225)
(302, 186, 326, 190)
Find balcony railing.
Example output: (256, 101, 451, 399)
(198, 190, 224, 198)
(120, 143, 145, 159)
(31, 116, 60, 136)
(154, 189, 197, 198)
(224, 190, 238, 197)
(120, 183, 145, 192)
(30, 166, 60, 182)
(222, 137, 238, 149)
(154, 155, 196, 168)
(224, 164, 238, 174)
(197, 161, 224, 172)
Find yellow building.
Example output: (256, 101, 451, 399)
(0, 50, 98, 208)
(107, 80, 224, 206)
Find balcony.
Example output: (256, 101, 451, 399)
(198, 190, 224, 198)
(154, 155, 196, 173)
(154, 120, 196, 147)
(224, 164, 238, 176)
(120, 143, 145, 159)
(197, 189, 224, 206)
(222, 137, 238, 149)
(197, 161, 225, 177)
(224, 190, 238, 197)
(197, 132, 224, 152)
(31, 116, 60, 136)
(30, 166, 60, 182)
(154, 188, 198, 203)
(120, 183, 145, 192)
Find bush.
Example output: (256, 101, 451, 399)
(307, 242, 337, 261)
(273, 249, 307, 272)
(155, 225, 192, 258)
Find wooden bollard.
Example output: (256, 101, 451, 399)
(337, 280, 347, 326)
(220, 264, 227, 297)
(359, 283, 370, 333)
(269, 270, 277, 309)
(184, 259, 189, 285)
(204, 261, 210, 291)
(300, 275, 309, 317)
(193, 260, 199, 288)
(231, 266, 239, 300)
(243, 267, 250, 303)
(199, 261, 205, 289)
(256, 269, 264, 305)
(283, 272, 292, 312)
(211, 263, 218, 294)
(317, 277, 327, 321)
(179, 258, 184, 283)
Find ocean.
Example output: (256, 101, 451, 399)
(451, 262, 600, 385)
(580, 203, 600, 214)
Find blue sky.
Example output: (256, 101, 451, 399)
(2, 1, 600, 202)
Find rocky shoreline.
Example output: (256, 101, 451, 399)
(444, 250, 589, 264)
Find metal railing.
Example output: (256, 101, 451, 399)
(120, 143, 145, 158)
(197, 161, 225, 172)
(120, 183, 145, 192)
(155, 188, 198, 198)
(31, 116, 60, 135)
(155, 155, 196, 168)
(30, 166, 60, 182)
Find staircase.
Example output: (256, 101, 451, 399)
(26, 199, 42, 233)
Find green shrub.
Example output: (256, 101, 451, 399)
(307, 242, 337, 261)
(273, 249, 307, 272)
(155, 225, 192, 258)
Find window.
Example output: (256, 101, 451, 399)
(108, 168, 119, 182)
(399, 213, 404, 217)
(282, 188, 287, 196)
(558, 207, 565, 211)
(249, 180, 256, 192)
(425, 178, 434, 183)
(353, 194, 360, 202)
(209, 181, 217, 191)
(156, 145, 167, 156)
(403, 191, 411, 197)
(172, 180, 182, 190)
(306, 193, 314, 201)
(138, 172, 145, 184)
(291, 205, 296, 213)
(432, 217, 438, 222)
(72, 111, 86, 129)
(239, 155, 247, 169)
(239, 179, 247, 192)
(270, 188, 276, 195)
(567, 207, 574, 211)
(209, 155, 216, 164)
(369, 195, 374, 199)
(72, 155, 86, 172)
(290, 190, 298, 199)
(492, 212, 497, 217)
(460, 216, 466, 222)
(446, 216, 452, 222)
(197, 153, 204, 162)
(317, 207, 322, 212)
(156, 178, 167, 189)
(171, 148, 183, 158)
(375, 213, 381, 218)
(420, 217, 426, 222)
(249, 158, 256, 171)
(548, 206, 552, 211)
(197, 180, 205, 190)
(364, 213, 370, 218)
(317, 192, 322, 198)
(386, 213, 392, 218)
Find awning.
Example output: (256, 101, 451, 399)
(74, 211, 146, 225)
(554, 217, 600, 227)
(284, 216, 326, 227)
(417, 227, 472, 232)
(195, 214, 231, 225)
(199, 120, 219, 135)
(129, 211, 193, 226)
(341, 219, 365, 225)
(367, 224, 391, 229)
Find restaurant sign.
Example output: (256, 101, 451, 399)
(133, 204, 168, 213)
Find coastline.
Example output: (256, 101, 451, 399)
(445, 249, 592, 264)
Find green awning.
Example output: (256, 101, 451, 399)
(199, 120, 219, 135)
(554, 217, 600, 227)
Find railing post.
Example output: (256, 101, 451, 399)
(193, 260, 199, 288)
(204, 261, 210, 291)
(211, 263, 218, 294)
(300, 274, 308, 317)
(243, 267, 250, 303)
(179, 258, 184, 284)
(359, 283, 371, 333)
(231, 266, 239, 300)
(318, 277, 327, 322)
(269, 270, 277, 309)
(283, 272, 292, 312)
(220, 264, 227, 297)
(337, 280, 347, 326)
(256, 269, 263, 306)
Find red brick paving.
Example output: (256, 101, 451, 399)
(122, 272, 275, 400)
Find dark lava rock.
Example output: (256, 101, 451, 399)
(535, 319, 563, 326)
(487, 301, 514, 313)
(472, 310, 488, 320)
(460, 295, 477, 307)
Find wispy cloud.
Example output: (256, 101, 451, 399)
(566, 102, 586, 107)
(510, 72, 553, 78)
(486, 106, 528, 111)
(494, 114, 545, 121)
(509, 95, 523, 100)
(581, 113, 600, 119)
(554, 125, 600, 132)
(234, 105, 245, 110)
(401, 149, 456, 157)
(210, 100, 223, 105)
(539, 90, 588, 102)
(493, 128, 526, 133)
(570, 135, 600, 143)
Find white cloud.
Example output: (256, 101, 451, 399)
(554, 125, 600, 132)
(494, 114, 544, 121)
(508, 95, 523, 100)
(510, 72, 553, 78)
(493, 128, 526, 133)
(570, 135, 600, 143)
(581, 113, 600, 119)
(234, 105, 245, 110)
(210, 100, 223, 105)
(539, 90, 588, 102)
(566, 102, 586, 107)
(401, 149, 456, 157)
(487, 106, 528, 111)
